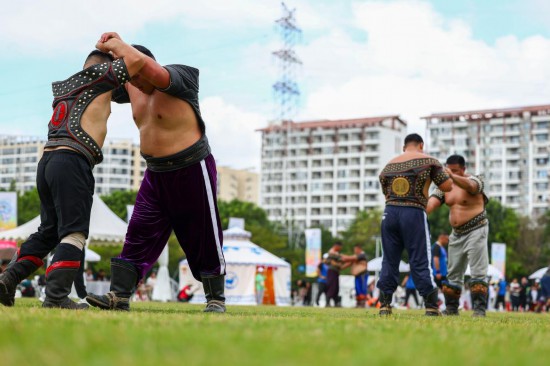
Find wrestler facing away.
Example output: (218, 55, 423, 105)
(377, 133, 452, 316)
(86, 32, 227, 313)
(427, 155, 489, 317)
(0, 48, 144, 309)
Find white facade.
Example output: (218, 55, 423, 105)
(259, 116, 407, 235)
(425, 105, 550, 217)
(0, 135, 144, 194)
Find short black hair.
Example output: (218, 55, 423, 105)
(132, 44, 156, 60)
(85, 50, 114, 65)
(404, 133, 424, 146)
(446, 155, 466, 167)
(334, 241, 343, 247)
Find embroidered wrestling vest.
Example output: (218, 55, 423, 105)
(379, 158, 449, 209)
(46, 59, 129, 166)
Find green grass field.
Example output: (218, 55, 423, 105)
(1, 299, 549, 366)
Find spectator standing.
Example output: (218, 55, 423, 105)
(495, 278, 507, 311)
(401, 275, 420, 309)
(510, 278, 521, 311)
(316, 255, 329, 306)
(255, 267, 266, 305)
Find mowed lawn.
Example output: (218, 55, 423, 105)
(1, 299, 549, 366)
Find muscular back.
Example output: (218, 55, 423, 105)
(127, 87, 201, 157)
(80, 91, 112, 149)
(379, 151, 450, 210)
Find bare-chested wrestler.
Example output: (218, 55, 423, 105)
(0, 48, 143, 309)
(378, 133, 452, 316)
(86, 32, 227, 313)
(427, 154, 489, 317)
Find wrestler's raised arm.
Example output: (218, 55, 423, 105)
(95, 35, 147, 78)
(97, 32, 170, 89)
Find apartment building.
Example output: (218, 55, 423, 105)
(424, 104, 550, 217)
(258, 116, 407, 235)
(0, 136, 144, 194)
(217, 166, 259, 204)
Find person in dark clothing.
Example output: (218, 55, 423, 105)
(401, 275, 420, 308)
(431, 233, 449, 289)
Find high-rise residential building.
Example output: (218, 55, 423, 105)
(258, 116, 407, 235)
(0, 135, 144, 195)
(424, 104, 550, 217)
(217, 166, 259, 204)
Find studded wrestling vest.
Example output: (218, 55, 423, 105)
(45, 59, 130, 166)
(379, 157, 450, 210)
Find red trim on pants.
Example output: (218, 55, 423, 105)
(46, 261, 80, 276)
(17, 255, 44, 268)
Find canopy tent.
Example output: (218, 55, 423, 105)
(367, 256, 410, 272)
(179, 227, 291, 306)
(529, 266, 550, 280)
(0, 195, 128, 243)
(465, 264, 503, 281)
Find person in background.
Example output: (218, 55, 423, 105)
(519, 277, 529, 311)
(255, 267, 266, 305)
(401, 274, 420, 309)
(348, 245, 369, 308)
(539, 266, 550, 312)
(495, 277, 507, 311)
(509, 278, 521, 311)
(431, 233, 449, 289)
(315, 254, 329, 306)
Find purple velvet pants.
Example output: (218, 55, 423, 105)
(119, 154, 225, 280)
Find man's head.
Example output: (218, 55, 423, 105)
(84, 50, 114, 68)
(129, 44, 156, 94)
(332, 241, 343, 252)
(403, 133, 424, 152)
(353, 245, 363, 255)
(437, 233, 449, 246)
(446, 155, 466, 176)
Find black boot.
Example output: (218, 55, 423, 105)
(87, 258, 138, 311)
(442, 283, 461, 316)
(0, 255, 43, 307)
(379, 292, 392, 316)
(424, 288, 441, 316)
(42, 266, 88, 310)
(470, 280, 488, 317)
(202, 275, 226, 313)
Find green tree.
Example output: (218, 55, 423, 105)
(427, 203, 451, 241)
(101, 190, 138, 220)
(17, 188, 40, 225)
(341, 209, 382, 255)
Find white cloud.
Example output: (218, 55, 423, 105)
(297, 0, 550, 134)
(201, 96, 265, 170)
(0, 0, 327, 56)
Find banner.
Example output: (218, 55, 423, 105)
(305, 228, 322, 278)
(126, 205, 134, 223)
(0, 192, 17, 231)
(491, 243, 506, 278)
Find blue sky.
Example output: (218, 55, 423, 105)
(1, 0, 550, 169)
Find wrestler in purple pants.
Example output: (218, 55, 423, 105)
(119, 154, 226, 281)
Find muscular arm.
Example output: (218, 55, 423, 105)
(96, 38, 146, 77)
(426, 196, 442, 214)
(438, 179, 453, 192)
(445, 169, 479, 194)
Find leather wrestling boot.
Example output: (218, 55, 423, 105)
(442, 283, 461, 316)
(0, 255, 43, 307)
(470, 280, 489, 317)
(42, 265, 88, 310)
(202, 275, 226, 313)
(378, 292, 393, 316)
(424, 289, 442, 316)
(87, 258, 138, 311)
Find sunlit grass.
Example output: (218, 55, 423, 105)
(1, 299, 548, 366)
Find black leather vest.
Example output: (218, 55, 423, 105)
(46, 59, 129, 166)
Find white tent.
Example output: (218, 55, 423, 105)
(368, 256, 410, 272)
(0, 195, 128, 243)
(529, 267, 550, 280)
(179, 227, 291, 306)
